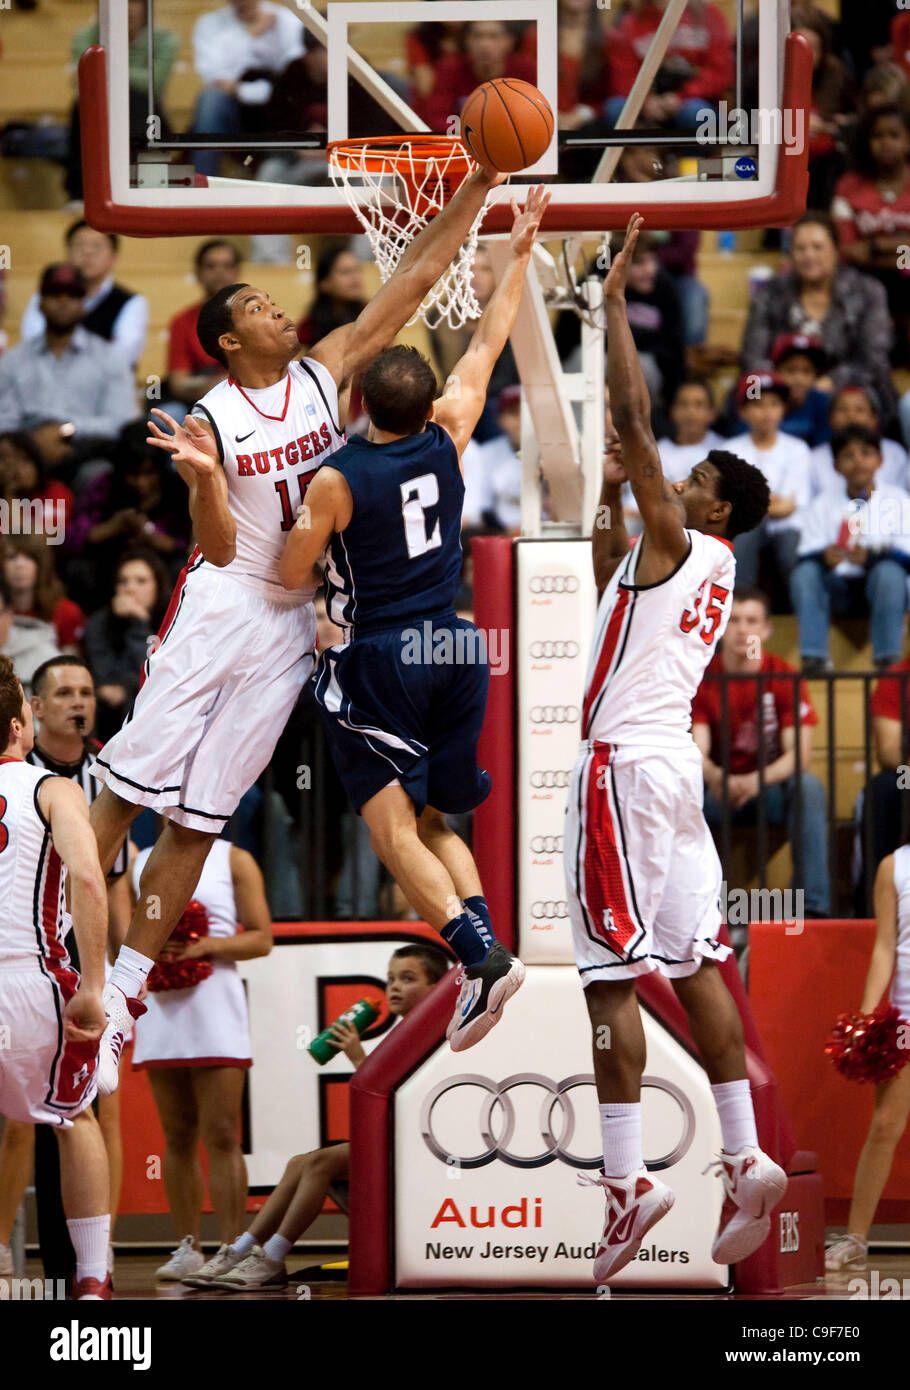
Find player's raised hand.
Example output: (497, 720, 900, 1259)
(147, 408, 219, 477)
(509, 185, 552, 257)
(604, 213, 645, 299)
(63, 987, 107, 1043)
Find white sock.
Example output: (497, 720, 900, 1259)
(231, 1232, 256, 1257)
(67, 1215, 110, 1283)
(711, 1080, 759, 1153)
(262, 1234, 292, 1263)
(108, 945, 155, 1001)
(599, 1102, 643, 1178)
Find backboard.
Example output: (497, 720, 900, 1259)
(79, 0, 810, 237)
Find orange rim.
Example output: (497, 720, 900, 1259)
(327, 135, 473, 176)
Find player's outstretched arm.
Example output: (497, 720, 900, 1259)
(592, 434, 632, 592)
(147, 409, 237, 566)
(604, 215, 688, 571)
(38, 777, 108, 1040)
(434, 186, 550, 458)
(279, 466, 352, 590)
(308, 167, 504, 394)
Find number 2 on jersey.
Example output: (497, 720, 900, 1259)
(679, 581, 729, 645)
(400, 474, 442, 559)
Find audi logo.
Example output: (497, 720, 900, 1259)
(421, 1074, 695, 1169)
(530, 706, 580, 724)
(530, 770, 571, 789)
(530, 900, 569, 918)
(529, 641, 580, 660)
(531, 835, 564, 854)
(529, 576, 580, 594)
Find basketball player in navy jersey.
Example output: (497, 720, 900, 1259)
(87, 162, 508, 1092)
(280, 188, 549, 1049)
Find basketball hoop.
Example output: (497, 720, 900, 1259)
(327, 135, 490, 331)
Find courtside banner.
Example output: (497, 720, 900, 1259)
(393, 966, 726, 1288)
(516, 540, 597, 965)
(118, 923, 446, 1212)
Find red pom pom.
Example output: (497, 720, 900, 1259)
(147, 899, 214, 993)
(825, 1005, 910, 1084)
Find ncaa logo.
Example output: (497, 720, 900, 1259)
(529, 576, 580, 595)
(421, 1074, 695, 1170)
(734, 155, 757, 179)
(529, 641, 580, 660)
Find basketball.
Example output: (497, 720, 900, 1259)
(460, 78, 554, 173)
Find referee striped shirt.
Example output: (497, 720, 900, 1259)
(27, 740, 129, 879)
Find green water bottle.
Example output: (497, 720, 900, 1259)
(308, 998, 381, 1065)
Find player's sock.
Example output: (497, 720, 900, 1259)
(67, 1215, 110, 1283)
(230, 1232, 256, 1258)
(463, 895, 495, 951)
(441, 912, 490, 967)
(599, 1102, 643, 1178)
(711, 1079, 759, 1153)
(108, 945, 155, 1001)
(262, 1234, 292, 1263)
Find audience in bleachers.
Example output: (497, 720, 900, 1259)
(0, 574, 58, 693)
(693, 587, 830, 921)
(791, 426, 910, 674)
(603, 0, 732, 132)
(1, 532, 84, 653)
(727, 373, 811, 594)
(20, 224, 148, 371)
(772, 333, 833, 449)
(810, 386, 908, 496)
(189, 0, 306, 177)
(84, 549, 169, 741)
(412, 21, 536, 134)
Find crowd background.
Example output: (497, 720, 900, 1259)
(2, 0, 910, 924)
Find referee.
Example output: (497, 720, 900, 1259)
(26, 655, 129, 1284)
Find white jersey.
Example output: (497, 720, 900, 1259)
(0, 757, 68, 965)
(582, 530, 736, 749)
(890, 846, 910, 1020)
(192, 356, 345, 598)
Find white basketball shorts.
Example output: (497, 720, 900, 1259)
(565, 741, 731, 984)
(0, 961, 98, 1127)
(90, 554, 316, 833)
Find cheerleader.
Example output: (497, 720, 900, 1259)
(826, 850, 910, 1271)
(129, 835, 272, 1282)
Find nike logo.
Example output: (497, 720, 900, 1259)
(608, 1205, 639, 1245)
(235, 430, 255, 443)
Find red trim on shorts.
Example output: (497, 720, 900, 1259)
(133, 1056, 252, 1070)
(582, 586, 631, 739)
(583, 744, 637, 955)
(139, 548, 200, 691)
(44, 957, 98, 1110)
(41, 846, 65, 964)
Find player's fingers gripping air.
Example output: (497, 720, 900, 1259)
(147, 408, 217, 475)
(509, 185, 551, 254)
(604, 212, 645, 295)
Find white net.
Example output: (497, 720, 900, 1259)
(327, 138, 490, 331)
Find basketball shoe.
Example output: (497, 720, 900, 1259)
(707, 1146, 788, 1264)
(579, 1169, 676, 1281)
(825, 1234, 868, 1273)
(156, 1236, 204, 1281)
(74, 1275, 113, 1300)
(446, 943, 525, 1052)
(97, 984, 146, 1096)
(213, 1247, 288, 1292)
(182, 1244, 246, 1288)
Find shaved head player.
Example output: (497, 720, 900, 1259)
(567, 216, 787, 1283)
(87, 164, 506, 1093)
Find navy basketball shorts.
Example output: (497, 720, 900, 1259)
(313, 618, 492, 815)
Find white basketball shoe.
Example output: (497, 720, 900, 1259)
(707, 1146, 788, 1264)
(579, 1169, 676, 1282)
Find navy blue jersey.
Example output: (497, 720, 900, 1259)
(323, 422, 464, 635)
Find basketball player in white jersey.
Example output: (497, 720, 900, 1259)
(86, 165, 506, 1094)
(0, 657, 112, 1299)
(566, 216, 787, 1281)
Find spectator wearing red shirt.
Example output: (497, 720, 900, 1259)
(166, 240, 242, 416)
(860, 657, 910, 889)
(833, 106, 910, 351)
(412, 20, 537, 132)
(0, 533, 85, 651)
(604, 0, 732, 131)
(0, 431, 73, 543)
(692, 587, 830, 918)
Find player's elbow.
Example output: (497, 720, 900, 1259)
(68, 865, 107, 909)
